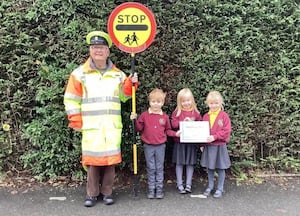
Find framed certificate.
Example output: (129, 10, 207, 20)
(180, 121, 210, 143)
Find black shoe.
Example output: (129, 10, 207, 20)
(185, 185, 192, 193)
(156, 191, 164, 199)
(213, 190, 223, 198)
(103, 195, 114, 205)
(177, 186, 186, 194)
(203, 188, 212, 196)
(84, 196, 97, 207)
(147, 190, 155, 199)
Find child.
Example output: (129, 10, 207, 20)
(171, 88, 202, 194)
(201, 91, 232, 198)
(132, 88, 180, 199)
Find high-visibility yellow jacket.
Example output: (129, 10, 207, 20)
(64, 57, 134, 166)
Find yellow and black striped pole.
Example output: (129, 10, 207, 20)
(131, 53, 138, 197)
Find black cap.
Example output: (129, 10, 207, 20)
(90, 36, 109, 46)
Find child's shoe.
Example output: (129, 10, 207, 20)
(156, 190, 164, 199)
(185, 185, 192, 193)
(203, 188, 212, 196)
(147, 190, 155, 199)
(213, 190, 223, 198)
(177, 185, 186, 194)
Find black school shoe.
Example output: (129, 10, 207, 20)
(103, 195, 114, 205)
(213, 190, 223, 198)
(84, 196, 98, 207)
(177, 186, 186, 194)
(185, 185, 192, 193)
(156, 191, 164, 199)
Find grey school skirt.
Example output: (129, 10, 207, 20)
(200, 144, 231, 169)
(172, 142, 198, 165)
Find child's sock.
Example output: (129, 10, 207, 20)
(217, 169, 225, 192)
(186, 165, 194, 186)
(176, 164, 184, 187)
(207, 169, 215, 189)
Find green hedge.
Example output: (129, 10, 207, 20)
(0, 0, 299, 180)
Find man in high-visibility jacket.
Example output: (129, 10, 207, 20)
(64, 31, 138, 207)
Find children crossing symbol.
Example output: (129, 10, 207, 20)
(124, 32, 139, 46)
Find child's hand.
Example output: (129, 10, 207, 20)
(207, 135, 215, 143)
(184, 117, 192, 121)
(130, 112, 137, 120)
(175, 130, 181, 137)
(200, 146, 204, 152)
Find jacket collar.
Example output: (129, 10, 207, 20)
(83, 57, 113, 74)
(148, 108, 163, 115)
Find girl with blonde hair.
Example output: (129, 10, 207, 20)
(171, 88, 202, 194)
(201, 91, 232, 198)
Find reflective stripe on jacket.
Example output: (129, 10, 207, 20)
(64, 57, 132, 166)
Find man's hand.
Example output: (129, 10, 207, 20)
(74, 128, 82, 132)
(129, 72, 138, 83)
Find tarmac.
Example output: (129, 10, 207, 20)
(0, 177, 299, 216)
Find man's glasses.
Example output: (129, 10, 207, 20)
(90, 45, 108, 50)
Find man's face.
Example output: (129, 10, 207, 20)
(89, 45, 110, 61)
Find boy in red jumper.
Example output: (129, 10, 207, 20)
(131, 88, 180, 199)
(201, 91, 232, 198)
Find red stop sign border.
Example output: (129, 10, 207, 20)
(108, 2, 157, 54)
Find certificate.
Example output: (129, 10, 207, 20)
(180, 121, 210, 143)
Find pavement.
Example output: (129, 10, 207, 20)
(0, 177, 300, 216)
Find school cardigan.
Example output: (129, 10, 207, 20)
(203, 110, 232, 145)
(135, 110, 177, 145)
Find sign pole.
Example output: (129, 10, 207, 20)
(131, 53, 138, 197)
(108, 2, 157, 198)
